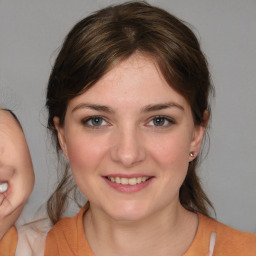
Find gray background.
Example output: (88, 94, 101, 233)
(0, 0, 255, 233)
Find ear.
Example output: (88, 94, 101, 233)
(189, 110, 209, 161)
(53, 117, 69, 160)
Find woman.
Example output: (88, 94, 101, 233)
(0, 109, 34, 254)
(44, 2, 256, 256)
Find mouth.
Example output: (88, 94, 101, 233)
(0, 182, 8, 193)
(105, 176, 152, 186)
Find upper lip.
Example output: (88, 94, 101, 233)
(103, 174, 154, 178)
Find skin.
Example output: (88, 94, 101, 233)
(55, 53, 207, 255)
(0, 109, 34, 240)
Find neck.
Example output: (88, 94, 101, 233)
(84, 202, 198, 256)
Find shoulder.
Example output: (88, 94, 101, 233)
(46, 215, 76, 246)
(47, 205, 85, 238)
(45, 205, 88, 255)
(0, 226, 18, 254)
(198, 213, 256, 255)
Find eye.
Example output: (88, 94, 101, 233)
(147, 116, 175, 127)
(82, 116, 108, 128)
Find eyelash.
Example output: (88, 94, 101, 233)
(81, 116, 108, 129)
(81, 115, 175, 129)
(146, 116, 175, 128)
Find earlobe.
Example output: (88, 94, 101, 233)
(189, 110, 209, 161)
(189, 125, 205, 159)
(53, 117, 69, 160)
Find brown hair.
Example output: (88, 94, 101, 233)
(46, 1, 214, 224)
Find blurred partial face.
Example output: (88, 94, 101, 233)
(55, 54, 205, 222)
(0, 109, 34, 218)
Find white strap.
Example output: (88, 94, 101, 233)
(209, 232, 216, 256)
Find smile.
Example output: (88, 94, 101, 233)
(106, 176, 151, 185)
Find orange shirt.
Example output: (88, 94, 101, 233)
(185, 214, 256, 256)
(0, 226, 18, 256)
(45, 205, 256, 256)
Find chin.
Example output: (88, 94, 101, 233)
(105, 201, 151, 222)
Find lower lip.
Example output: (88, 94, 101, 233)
(103, 177, 154, 193)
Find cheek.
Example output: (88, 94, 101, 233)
(146, 134, 191, 205)
(5, 141, 33, 180)
(65, 134, 110, 201)
(66, 135, 107, 173)
(149, 133, 191, 167)
(14, 146, 34, 196)
(148, 133, 191, 193)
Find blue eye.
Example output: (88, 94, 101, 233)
(82, 116, 107, 128)
(148, 116, 174, 127)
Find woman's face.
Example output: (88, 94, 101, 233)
(0, 110, 34, 218)
(55, 54, 205, 221)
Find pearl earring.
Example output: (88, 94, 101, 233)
(189, 152, 195, 157)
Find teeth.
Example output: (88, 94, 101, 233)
(107, 177, 150, 185)
(128, 178, 136, 185)
(120, 178, 128, 185)
(0, 182, 8, 193)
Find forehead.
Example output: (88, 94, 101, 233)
(69, 53, 189, 110)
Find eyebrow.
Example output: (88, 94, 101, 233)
(72, 103, 114, 114)
(141, 102, 184, 112)
(72, 102, 184, 114)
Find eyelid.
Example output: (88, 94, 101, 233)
(81, 115, 110, 128)
(146, 115, 175, 127)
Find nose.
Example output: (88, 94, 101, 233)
(110, 126, 146, 167)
